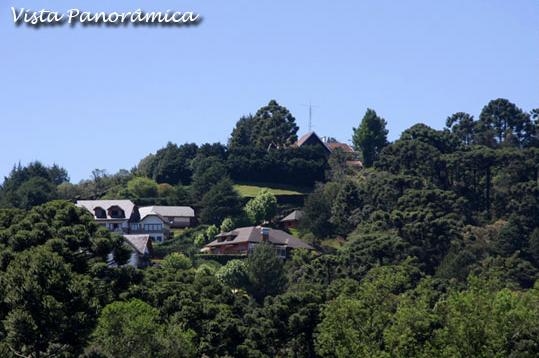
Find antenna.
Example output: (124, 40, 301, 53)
(301, 101, 318, 132)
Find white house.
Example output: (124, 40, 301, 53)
(76, 199, 170, 242)
(76, 200, 136, 233)
(138, 206, 195, 228)
(130, 209, 170, 243)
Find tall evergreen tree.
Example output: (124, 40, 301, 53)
(446, 112, 476, 147)
(228, 100, 298, 150)
(352, 109, 389, 167)
(478, 98, 535, 147)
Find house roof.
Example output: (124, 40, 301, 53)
(296, 131, 332, 153)
(123, 234, 151, 256)
(138, 207, 166, 222)
(139, 206, 195, 218)
(326, 142, 355, 153)
(281, 210, 304, 222)
(76, 200, 135, 220)
(205, 226, 313, 250)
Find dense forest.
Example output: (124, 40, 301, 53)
(0, 98, 538, 357)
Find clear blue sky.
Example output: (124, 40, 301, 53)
(1, 0, 538, 182)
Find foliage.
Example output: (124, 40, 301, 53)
(161, 252, 192, 270)
(92, 299, 196, 358)
(127, 176, 159, 199)
(220, 217, 235, 233)
(1, 98, 539, 357)
(352, 108, 389, 167)
(216, 259, 249, 289)
(199, 178, 243, 225)
(0, 162, 68, 209)
(247, 243, 288, 302)
(478, 98, 536, 148)
(244, 188, 277, 225)
(229, 100, 298, 150)
(136, 142, 198, 185)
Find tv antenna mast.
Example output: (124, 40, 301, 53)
(301, 102, 318, 132)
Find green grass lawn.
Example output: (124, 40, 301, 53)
(320, 238, 346, 251)
(234, 183, 309, 197)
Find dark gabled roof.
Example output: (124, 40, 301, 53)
(205, 226, 313, 250)
(296, 132, 332, 153)
(281, 210, 304, 222)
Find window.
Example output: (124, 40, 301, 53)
(94, 207, 106, 218)
(108, 206, 125, 218)
(144, 223, 163, 232)
(275, 246, 286, 259)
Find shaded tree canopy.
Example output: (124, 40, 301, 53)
(446, 112, 476, 147)
(136, 142, 198, 185)
(478, 98, 535, 148)
(199, 178, 243, 225)
(352, 109, 389, 167)
(0, 162, 69, 209)
(229, 100, 299, 150)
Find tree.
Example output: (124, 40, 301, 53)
(478, 98, 535, 147)
(301, 183, 336, 238)
(228, 115, 255, 149)
(428, 277, 539, 357)
(161, 252, 192, 270)
(216, 259, 249, 289)
(220, 217, 235, 233)
(15, 177, 57, 209)
(352, 109, 389, 167)
(92, 299, 162, 358)
(244, 189, 277, 225)
(395, 188, 464, 273)
(446, 112, 476, 147)
(2, 247, 95, 357)
(251, 100, 299, 149)
(315, 262, 420, 357)
(247, 243, 287, 301)
(329, 179, 362, 236)
(136, 142, 198, 185)
(0, 162, 68, 209)
(199, 178, 243, 225)
(375, 139, 446, 187)
(127, 177, 159, 199)
(401, 123, 458, 154)
(191, 156, 228, 201)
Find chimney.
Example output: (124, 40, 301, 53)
(261, 227, 270, 242)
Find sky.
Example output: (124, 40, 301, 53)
(1, 0, 538, 182)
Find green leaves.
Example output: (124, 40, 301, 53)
(244, 188, 277, 225)
(229, 100, 299, 150)
(216, 259, 249, 289)
(93, 299, 196, 358)
(2, 246, 94, 356)
(352, 109, 389, 167)
(247, 243, 288, 302)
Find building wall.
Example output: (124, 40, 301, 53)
(131, 216, 169, 242)
(212, 242, 249, 255)
(169, 216, 192, 228)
